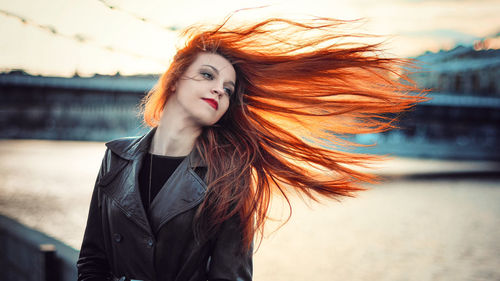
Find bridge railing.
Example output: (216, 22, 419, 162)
(0, 214, 78, 281)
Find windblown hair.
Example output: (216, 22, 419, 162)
(141, 16, 427, 250)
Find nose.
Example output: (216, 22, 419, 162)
(210, 84, 224, 98)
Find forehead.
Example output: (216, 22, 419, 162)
(190, 53, 236, 80)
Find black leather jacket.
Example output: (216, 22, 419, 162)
(77, 129, 253, 281)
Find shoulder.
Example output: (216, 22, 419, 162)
(105, 136, 140, 154)
(104, 130, 153, 160)
(95, 136, 141, 185)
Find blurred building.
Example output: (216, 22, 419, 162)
(412, 45, 499, 95)
(0, 45, 499, 160)
(0, 71, 155, 141)
(354, 45, 500, 160)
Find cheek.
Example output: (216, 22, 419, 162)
(219, 99, 230, 116)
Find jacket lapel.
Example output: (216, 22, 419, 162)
(103, 129, 156, 233)
(148, 153, 207, 234)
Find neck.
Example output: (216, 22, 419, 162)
(149, 103, 202, 157)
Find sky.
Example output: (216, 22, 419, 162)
(0, 0, 499, 77)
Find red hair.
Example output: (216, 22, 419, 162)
(141, 17, 427, 250)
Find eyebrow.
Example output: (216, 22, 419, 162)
(202, 64, 235, 87)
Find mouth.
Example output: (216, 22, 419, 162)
(202, 98, 218, 110)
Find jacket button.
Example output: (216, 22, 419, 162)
(113, 233, 122, 243)
(147, 238, 154, 248)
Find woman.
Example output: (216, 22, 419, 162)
(77, 16, 426, 281)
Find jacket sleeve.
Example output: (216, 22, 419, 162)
(77, 149, 113, 281)
(208, 214, 253, 281)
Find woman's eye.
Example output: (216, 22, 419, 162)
(201, 72, 213, 80)
(224, 87, 233, 96)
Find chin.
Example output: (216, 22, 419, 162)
(195, 117, 220, 128)
(192, 111, 226, 127)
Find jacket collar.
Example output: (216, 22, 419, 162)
(105, 127, 207, 168)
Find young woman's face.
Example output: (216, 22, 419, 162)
(170, 52, 236, 127)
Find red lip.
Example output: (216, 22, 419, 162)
(202, 98, 218, 110)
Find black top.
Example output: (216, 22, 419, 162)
(139, 153, 186, 215)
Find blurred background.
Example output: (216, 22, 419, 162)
(0, 0, 499, 280)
